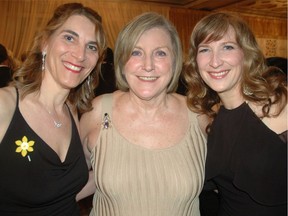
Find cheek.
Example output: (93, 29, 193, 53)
(156, 58, 173, 72)
(123, 63, 131, 75)
(45, 56, 57, 73)
(228, 51, 244, 66)
(89, 54, 99, 67)
(199, 71, 208, 83)
(160, 62, 171, 73)
(196, 55, 206, 69)
(125, 58, 139, 71)
(124, 59, 133, 71)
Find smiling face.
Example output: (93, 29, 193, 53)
(124, 27, 173, 100)
(43, 15, 99, 89)
(196, 26, 244, 100)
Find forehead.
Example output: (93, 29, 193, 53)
(138, 27, 172, 46)
(205, 25, 237, 44)
(56, 15, 96, 39)
(223, 26, 237, 40)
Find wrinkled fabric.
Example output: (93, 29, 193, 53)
(205, 102, 287, 216)
(90, 94, 207, 216)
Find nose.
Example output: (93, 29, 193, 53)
(209, 51, 223, 68)
(143, 55, 154, 72)
(72, 45, 86, 61)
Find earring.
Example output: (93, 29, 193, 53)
(42, 52, 46, 71)
(243, 85, 253, 96)
(87, 75, 92, 94)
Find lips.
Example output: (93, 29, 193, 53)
(63, 62, 82, 73)
(138, 76, 158, 81)
(208, 70, 229, 79)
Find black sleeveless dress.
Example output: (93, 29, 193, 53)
(0, 89, 88, 216)
(205, 102, 287, 216)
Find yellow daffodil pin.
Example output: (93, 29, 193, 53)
(15, 136, 34, 159)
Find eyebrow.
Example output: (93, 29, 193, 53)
(62, 29, 98, 45)
(63, 29, 79, 37)
(199, 40, 237, 46)
(134, 45, 170, 50)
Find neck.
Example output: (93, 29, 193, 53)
(37, 96, 67, 129)
(39, 76, 70, 109)
(219, 91, 246, 110)
(131, 94, 168, 114)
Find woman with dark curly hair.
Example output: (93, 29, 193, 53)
(184, 12, 287, 216)
(0, 3, 106, 215)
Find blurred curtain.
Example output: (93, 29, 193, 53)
(242, 14, 287, 57)
(169, 8, 210, 58)
(0, 0, 169, 60)
(0, 0, 286, 61)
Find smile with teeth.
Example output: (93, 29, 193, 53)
(138, 76, 157, 81)
(209, 70, 229, 77)
(64, 62, 82, 72)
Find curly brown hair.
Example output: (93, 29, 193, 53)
(184, 12, 287, 130)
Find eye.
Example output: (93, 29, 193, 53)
(131, 50, 142, 56)
(223, 45, 234, 50)
(64, 34, 74, 42)
(87, 44, 98, 52)
(155, 50, 167, 57)
(198, 47, 209, 53)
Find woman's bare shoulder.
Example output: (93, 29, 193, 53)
(80, 94, 107, 151)
(81, 91, 120, 127)
(172, 93, 210, 137)
(0, 87, 16, 113)
(253, 100, 287, 134)
(267, 102, 287, 134)
(80, 95, 103, 132)
(0, 87, 17, 142)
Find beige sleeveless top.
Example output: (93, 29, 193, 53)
(90, 94, 207, 216)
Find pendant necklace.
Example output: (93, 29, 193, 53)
(48, 110, 62, 128)
(40, 100, 64, 128)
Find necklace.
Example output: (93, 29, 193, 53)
(39, 100, 64, 128)
(47, 110, 63, 128)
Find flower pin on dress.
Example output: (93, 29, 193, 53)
(102, 113, 111, 129)
(15, 136, 34, 162)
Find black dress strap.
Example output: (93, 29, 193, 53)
(15, 87, 19, 107)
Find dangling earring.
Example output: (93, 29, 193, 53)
(42, 52, 46, 71)
(87, 75, 92, 94)
(243, 85, 253, 96)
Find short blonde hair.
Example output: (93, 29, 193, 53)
(114, 12, 183, 93)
